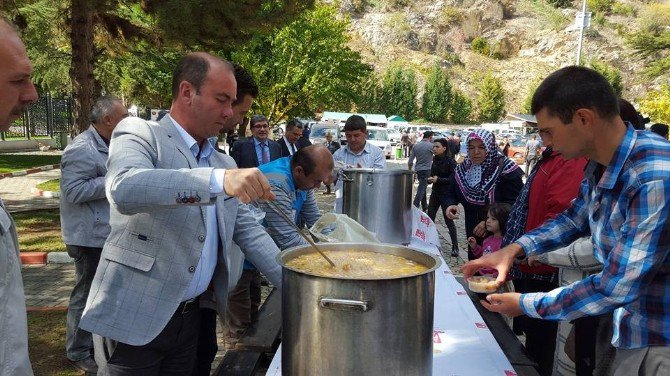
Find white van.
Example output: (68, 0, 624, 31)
(366, 126, 393, 159)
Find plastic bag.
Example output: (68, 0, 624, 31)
(310, 213, 380, 243)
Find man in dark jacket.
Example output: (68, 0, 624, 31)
(230, 114, 281, 168)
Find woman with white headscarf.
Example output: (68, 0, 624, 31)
(445, 129, 523, 260)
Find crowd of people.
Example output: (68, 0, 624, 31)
(2, 15, 670, 376)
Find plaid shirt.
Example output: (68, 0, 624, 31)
(516, 127, 670, 349)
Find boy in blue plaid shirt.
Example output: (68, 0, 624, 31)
(463, 66, 670, 375)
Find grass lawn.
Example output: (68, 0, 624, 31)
(0, 154, 61, 173)
(27, 310, 82, 376)
(37, 179, 61, 192)
(13, 209, 65, 253)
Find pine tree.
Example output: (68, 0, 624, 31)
(379, 63, 418, 120)
(476, 72, 505, 122)
(421, 65, 452, 123)
(450, 89, 472, 124)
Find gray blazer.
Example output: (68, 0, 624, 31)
(0, 202, 33, 375)
(80, 116, 282, 346)
(59, 125, 111, 248)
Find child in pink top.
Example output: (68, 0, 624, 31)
(467, 203, 511, 278)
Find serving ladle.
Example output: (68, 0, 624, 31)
(264, 200, 336, 268)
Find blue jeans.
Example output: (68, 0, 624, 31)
(66, 245, 102, 361)
(413, 170, 430, 210)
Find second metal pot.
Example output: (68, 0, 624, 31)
(341, 168, 414, 245)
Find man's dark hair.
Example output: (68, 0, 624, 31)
(488, 203, 512, 235)
(171, 53, 233, 100)
(232, 63, 258, 105)
(650, 123, 669, 139)
(172, 54, 210, 100)
(250, 114, 268, 128)
(344, 115, 367, 133)
(618, 98, 646, 130)
(285, 118, 303, 131)
(291, 145, 317, 176)
(423, 131, 434, 139)
(531, 66, 619, 124)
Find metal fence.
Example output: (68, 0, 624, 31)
(0, 93, 73, 141)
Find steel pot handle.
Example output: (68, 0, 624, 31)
(340, 172, 354, 182)
(319, 297, 369, 312)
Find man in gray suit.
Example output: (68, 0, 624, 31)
(60, 95, 128, 373)
(0, 17, 38, 376)
(80, 52, 280, 374)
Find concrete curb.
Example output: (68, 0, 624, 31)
(20, 251, 73, 265)
(0, 163, 60, 179)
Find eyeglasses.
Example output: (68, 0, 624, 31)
(253, 124, 270, 129)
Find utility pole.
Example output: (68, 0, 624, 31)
(576, 0, 588, 65)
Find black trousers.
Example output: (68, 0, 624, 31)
(426, 192, 459, 250)
(193, 308, 218, 376)
(94, 303, 201, 375)
(513, 278, 559, 376)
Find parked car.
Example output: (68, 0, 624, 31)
(309, 123, 340, 146)
(387, 128, 402, 145)
(366, 126, 393, 159)
(507, 138, 527, 165)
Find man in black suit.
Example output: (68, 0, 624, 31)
(230, 114, 281, 168)
(279, 118, 311, 157)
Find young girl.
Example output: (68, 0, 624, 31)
(467, 203, 511, 278)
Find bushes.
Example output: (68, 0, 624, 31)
(471, 36, 491, 55)
(640, 85, 670, 124)
(590, 60, 623, 96)
(611, 2, 636, 17)
(547, 0, 572, 8)
(588, 0, 615, 14)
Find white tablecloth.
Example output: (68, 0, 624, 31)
(266, 237, 518, 375)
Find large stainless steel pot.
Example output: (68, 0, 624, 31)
(341, 168, 414, 245)
(279, 242, 441, 376)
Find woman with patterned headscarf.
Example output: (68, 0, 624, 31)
(445, 129, 524, 260)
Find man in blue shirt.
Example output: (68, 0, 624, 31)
(463, 66, 670, 375)
(257, 145, 334, 249)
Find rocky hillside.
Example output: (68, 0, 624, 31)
(333, 0, 666, 115)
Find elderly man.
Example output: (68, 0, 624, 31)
(80, 53, 282, 375)
(59, 95, 128, 373)
(332, 114, 385, 212)
(463, 66, 670, 376)
(0, 18, 38, 376)
(258, 145, 334, 248)
(230, 114, 281, 168)
(408, 130, 434, 211)
(279, 118, 309, 157)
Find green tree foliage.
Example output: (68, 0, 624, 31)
(521, 77, 542, 114)
(590, 60, 623, 95)
(639, 85, 670, 124)
(3, 0, 315, 132)
(378, 62, 418, 120)
(231, 5, 372, 123)
(141, 0, 314, 48)
(627, 3, 670, 79)
(449, 90, 473, 124)
(421, 65, 452, 123)
(356, 74, 383, 114)
(476, 72, 506, 122)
